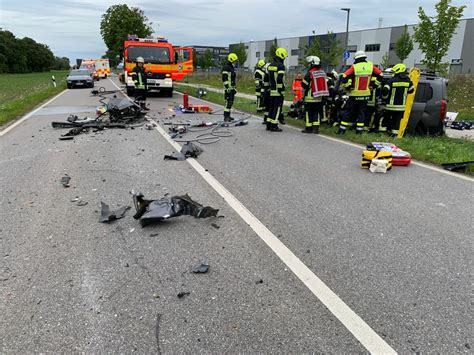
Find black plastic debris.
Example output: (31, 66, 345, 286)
(192, 263, 210, 274)
(61, 174, 71, 187)
(211, 223, 220, 229)
(132, 192, 218, 227)
(99, 201, 131, 223)
(442, 161, 474, 172)
(450, 121, 472, 130)
(77, 200, 88, 206)
(177, 291, 190, 299)
(59, 136, 74, 141)
(164, 142, 203, 161)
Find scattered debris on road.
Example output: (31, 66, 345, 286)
(192, 263, 210, 274)
(61, 174, 71, 187)
(99, 202, 131, 223)
(132, 192, 218, 227)
(164, 142, 203, 161)
(177, 291, 190, 299)
(441, 161, 474, 172)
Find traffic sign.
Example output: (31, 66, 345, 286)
(343, 51, 350, 60)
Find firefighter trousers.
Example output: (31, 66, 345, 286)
(340, 96, 368, 133)
(305, 102, 323, 128)
(268, 95, 284, 126)
(135, 88, 147, 102)
(224, 90, 235, 119)
(382, 110, 404, 135)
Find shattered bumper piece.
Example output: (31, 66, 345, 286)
(99, 201, 131, 223)
(132, 193, 218, 227)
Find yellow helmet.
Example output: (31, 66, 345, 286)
(392, 63, 407, 74)
(275, 47, 288, 60)
(228, 53, 238, 63)
(257, 59, 266, 68)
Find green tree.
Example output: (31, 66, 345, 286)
(299, 36, 322, 66)
(395, 25, 414, 63)
(100, 4, 153, 62)
(413, 0, 465, 73)
(269, 37, 278, 61)
(380, 51, 390, 68)
(233, 42, 247, 67)
(0, 30, 27, 73)
(200, 49, 214, 69)
(53, 57, 70, 70)
(321, 31, 344, 68)
(21, 37, 54, 72)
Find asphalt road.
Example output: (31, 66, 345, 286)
(1, 75, 472, 353)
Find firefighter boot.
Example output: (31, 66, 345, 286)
(271, 124, 282, 132)
(301, 127, 313, 133)
(313, 126, 319, 134)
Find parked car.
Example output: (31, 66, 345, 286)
(67, 69, 94, 88)
(80, 64, 99, 81)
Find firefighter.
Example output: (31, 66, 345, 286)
(131, 56, 149, 110)
(301, 56, 329, 134)
(322, 70, 337, 124)
(365, 76, 381, 132)
(381, 63, 414, 136)
(267, 47, 288, 132)
(262, 63, 271, 124)
(339, 50, 382, 134)
(222, 53, 238, 122)
(292, 73, 303, 103)
(254, 59, 266, 112)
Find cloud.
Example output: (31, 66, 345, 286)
(0, 0, 471, 62)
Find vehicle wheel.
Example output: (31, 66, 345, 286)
(164, 88, 173, 97)
(104, 74, 108, 79)
(67, 84, 72, 89)
(415, 122, 427, 135)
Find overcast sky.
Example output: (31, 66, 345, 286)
(0, 0, 472, 62)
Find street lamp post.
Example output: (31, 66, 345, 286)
(341, 8, 351, 70)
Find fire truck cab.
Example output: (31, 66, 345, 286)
(123, 35, 193, 97)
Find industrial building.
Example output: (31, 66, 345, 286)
(230, 18, 473, 73)
(189, 45, 229, 67)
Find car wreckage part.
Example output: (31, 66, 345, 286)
(164, 142, 204, 160)
(132, 192, 218, 227)
(99, 202, 131, 223)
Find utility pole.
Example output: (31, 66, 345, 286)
(341, 8, 351, 70)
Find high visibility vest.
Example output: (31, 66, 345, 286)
(351, 62, 374, 97)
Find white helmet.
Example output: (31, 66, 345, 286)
(306, 56, 320, 65)
(136, 56, 144, 63)
(354, 50, 367, 60)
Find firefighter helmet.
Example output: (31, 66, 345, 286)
(306, 56, 320, 65)
(392, 63, 407, 74)
(354, 50, 367, 60)
(275, 47, 288, 60)
(228, 53, 238, 63)
(136, 56, 144, 63)
(257, 59, 266, 68)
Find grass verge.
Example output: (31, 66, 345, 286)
(0, 71, 68, 126)
(176, 83, 474, 175)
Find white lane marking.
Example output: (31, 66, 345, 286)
(0, 89, 69, 137)
(109, 77, 397, 354)
(175, 90, 474, 183)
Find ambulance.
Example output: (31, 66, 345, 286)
(94, 59, 110, 78)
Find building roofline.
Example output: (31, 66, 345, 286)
(230, 17, 473, 45)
